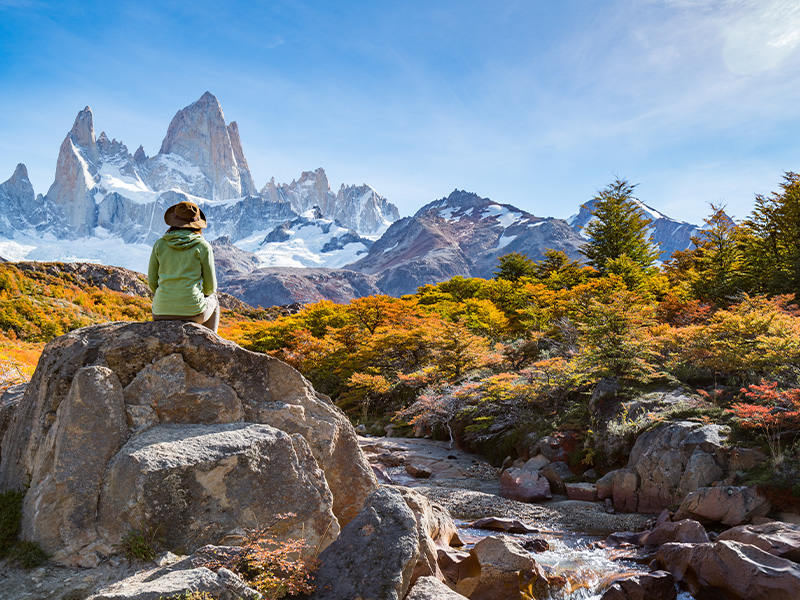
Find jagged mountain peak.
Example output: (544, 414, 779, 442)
(155, 92, 257, 200)
(133, 145, 147, 164)
(159, 92, 226, 156)
(9, 163, 30, 185)
(69, 106, 96, 150)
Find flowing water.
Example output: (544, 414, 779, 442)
(456, 521, 694, 600)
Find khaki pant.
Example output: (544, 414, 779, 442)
(153, 293, 220, 333)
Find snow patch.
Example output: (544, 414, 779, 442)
(497, 234, 517, 249)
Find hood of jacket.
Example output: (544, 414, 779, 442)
(163, 230, 204, 250)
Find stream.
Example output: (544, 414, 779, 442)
(361, 435, 694, 599)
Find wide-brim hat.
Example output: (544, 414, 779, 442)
(164, 201, 207, 229)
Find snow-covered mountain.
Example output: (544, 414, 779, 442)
(569, 198, 701, 262)
(0, 92, 399, 272)
(346, 190, 586, 296)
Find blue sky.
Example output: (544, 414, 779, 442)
(2, 0, 800, 224)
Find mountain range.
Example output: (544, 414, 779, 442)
(0, 92, 705, 306)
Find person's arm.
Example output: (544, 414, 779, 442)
(147, 242, 160, 294)
(201, 243, 217, 295)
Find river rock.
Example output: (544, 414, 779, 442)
(466, 517, 539, 534)
(87, 564, 257, 600)
(718, 521, 800, 562)
(599, 570, 676, 600)
(97, 423, 338, 557)
(407, 575, 469, 599)
(674, 485, 770, 526)
(637, 518, 709, 546)
(597, 467, 640, 512)
(657, 540, 800, 600)
(521, 454, 550, 472)
(305, 487, 420, 600)
(540, 461, 572, 495)
(565, 482, 599, 502)
(454, 535, 548, 600)
(500, 467, 552, 502)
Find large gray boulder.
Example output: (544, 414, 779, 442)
(306, 487, 421, 600)
(0, 321, 376, 565)
(96, 423, 338, 558)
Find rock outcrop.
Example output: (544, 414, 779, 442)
(597, 421, 731, 513)
(674, 485, 770, 526)
(0, 321, 376, 566)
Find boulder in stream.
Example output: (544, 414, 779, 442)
(674, 485, 770, 526)
(599, 570, 676, 600)
(657, 539, 800, 600)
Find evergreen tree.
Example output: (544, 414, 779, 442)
(692, 204, 744, 304)
(494, 252, 536, 281)
(740, 172, 800, 298)
(580, 178, 659, 273)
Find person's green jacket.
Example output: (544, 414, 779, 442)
(148, 230, 217, 316)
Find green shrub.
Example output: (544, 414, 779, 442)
(0, 488, 47, 567)
(0, 489, 24, 557)
(119, 527, 161, 561)
(10, 540, 47, 568)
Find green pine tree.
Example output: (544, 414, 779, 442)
(740, 172, 800, 298)
(494, 252, 536, 281)
(580, 178, 660, 273)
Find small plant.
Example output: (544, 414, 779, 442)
(10, 540, 48, 568)
(0, 488, 24, 557)
(119, 526, 161, 561)
(203, 515, 319, 600)
(159, 593, 215, 600)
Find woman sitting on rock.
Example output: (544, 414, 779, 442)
(148, 200, 219, 332)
